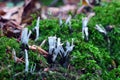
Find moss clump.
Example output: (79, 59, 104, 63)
(0, 1, 120, 80)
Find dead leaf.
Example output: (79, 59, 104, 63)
(2, 20, 22, 38)
(1, 7, 19, 20)
(0, 9, 6, 16)
(11, 7, 24, 24)
(22, 0, 41, 24)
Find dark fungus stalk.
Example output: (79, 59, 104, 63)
(47, 36, 75, 68)
(47, 36, 57, 63)
(20, 28, 30, 73)
(60, 38, 75, 67)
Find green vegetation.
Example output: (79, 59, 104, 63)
(0, 1, 120, 80)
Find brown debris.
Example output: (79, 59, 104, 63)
(0, 0, 97, 38)
(16, 57, 25, 63)
(22, 0, 41, 24)
(11, 7, 24, 24)
(1, 20, 22, 38)
(0, 6, 21, 21)
(0, 10, 6, 16)
(0, 0, 41, 37)
(29, 45, 48, 57)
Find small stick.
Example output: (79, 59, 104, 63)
(29, 45, 48, 57)
(40, 39, 46, 47)
(12, 49, 24, 63)
(16, 57, 25, 63)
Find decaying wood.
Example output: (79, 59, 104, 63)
(29, 45, 48, 57)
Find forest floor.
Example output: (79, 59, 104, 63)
(0, 0, 120, 80)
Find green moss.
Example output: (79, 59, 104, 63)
(0, 1, 120, 79)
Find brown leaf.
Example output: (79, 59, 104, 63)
(22, 0, 41, 24)
(2, 20, 22, 38)
(0, 6, 24, 24)
(11, 7, 24, 24)
(0, 9, 6, 16)
(1, 7, 19, 20)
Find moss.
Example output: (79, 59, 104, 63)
(0, 1, 120, 79)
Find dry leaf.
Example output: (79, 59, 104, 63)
(2, 20, 22, 38)
(11, 7, 24, 24)
(22, 0, 41, 24)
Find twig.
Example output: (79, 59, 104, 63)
(40, 39, 46, 47)
(12, 48, 24, 63)
(29, 45, 48, 57)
